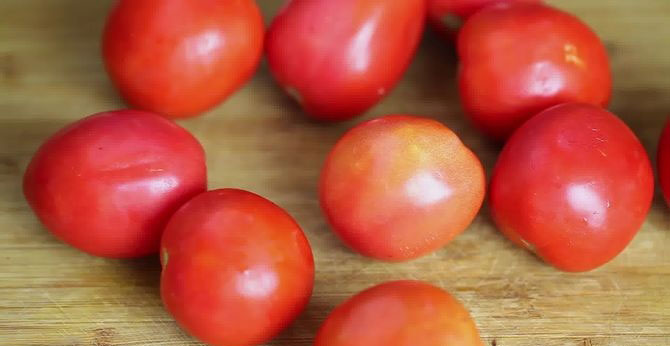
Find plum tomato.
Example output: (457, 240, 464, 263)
(458, 2, 612, 139)
(266, 0, 426, 121)
(490, 103, 654, 272)
(23, 110, 207, 258)
(160, 189, 314, 346)
(427, 0, 539, 40)
(659, 118, 670, 207)
(314, 280, 483, 346)
(103, 0, 264, 118)
(319, 115, 486, 261)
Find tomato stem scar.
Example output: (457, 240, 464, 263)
(162, 249, 169, 268)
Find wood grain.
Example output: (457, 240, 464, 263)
(0, 0, 669, 345)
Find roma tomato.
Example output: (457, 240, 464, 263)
(320, 115, 485, 261)
(266, 0, 426, 121)
(490, 103, 654, 272)
(314, 280, 483, 346)
(659, 118, 670, 207)
(103, 0, 264, 118)
(427, 0, 539, 40)
(160, 189, 314, 346)
(458, 3, 612, 139)
(23, 110, 207, 258)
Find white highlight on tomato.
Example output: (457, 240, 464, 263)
(183, 30, 225, 64)
(346, 10, 381, 73)
(525, 61, 564, 97)
(236, 266, 279, 298)
(405, 171, 453, 207)
(118, 175, 179, 195)
(566, 182, 607, 228)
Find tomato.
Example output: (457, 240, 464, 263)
(23, 110, 207, 258)
(490, 103, 654, 272)
(427, 0, 539, 40)
(266, 0, 426, 121)
(320, 115, 485, 261)
(458, 3, 612, 140)
(160, 189, 314, 346)
(314, 280, 483, 346)
(103, 0, 264, 118)
(659, 118, 670, 207)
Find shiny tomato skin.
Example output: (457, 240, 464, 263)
(314, 280, 483, 346)
(103, 0, 264, 118)
(427, 0, 539, 40)
(23, 110, 207, 258)
(320, 115, 486, 261)
(660, 118, 670, 207)
(490, 103, 654, 272)
(160, 189, 314, 346)
(266, 0, 426, 121)
(458, 3, 612, 140)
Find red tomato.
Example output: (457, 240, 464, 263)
(320, 115, 485, 261)
(266, 0, 426, 121)
(458, 3, 612, 139)
(160, 189, 314, 346)
(103, 0, 264, 118)
(314, 280, 483, 346)
(659, 118, 670, 207)
(427, 0, 539, 40)
(23, 110, 207, 258)
(490, 103, 654, 272)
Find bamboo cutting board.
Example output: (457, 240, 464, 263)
(1, 0, 669, 345)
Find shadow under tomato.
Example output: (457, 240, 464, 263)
(646, 197, 670, 233)
(257, 0, 287, 26)
(610, 87, 670, 232)
(0, 119, 69, 244)
(609, 87, 670, 152)
(411, 30, 459, 104)
(268, 300, 329, 346)
(116, 255, 163, 294)
(113, 256, 166, 326)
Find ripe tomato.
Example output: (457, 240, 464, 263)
(160, 189, 314, 346)
(23, 110, 207, 258)
(320, 115, 485, 261)
(427, 0, 539, 40)
(103, 0, 264, 118)
(659, 118, 670, 207)
(314, 280, 483, 346)
(458, 3, 612, 139)
(490, 103, 654, 272)
(266, 0, 426, 121)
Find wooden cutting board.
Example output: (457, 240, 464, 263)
(1, 0, 669, 345)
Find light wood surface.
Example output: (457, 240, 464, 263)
(1, 1, 669, 345)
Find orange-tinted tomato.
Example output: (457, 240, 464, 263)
(659, 118, 670, 207)
(103, 0, 264, 118)
(266, 0, 426, 121)
(320, 115, 485, 261)
(427, 0, 539, 40)
(458, 3, 612, 139)
(23, 110, 207, 258)
(314, 280, 483, 346)
(160, 189, 314, 346)
(490, 103, 654, 272)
